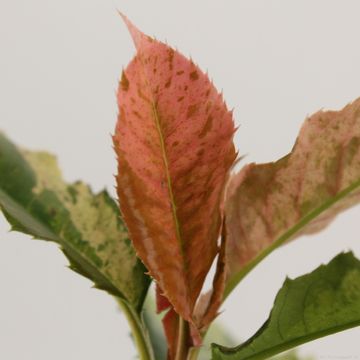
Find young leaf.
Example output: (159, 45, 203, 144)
(114, 15, 236, 326)
(194, 219, 228, 331)
(212, 252, 360, 360)
(225, 98, 360, 296)
(0, 133, 149, 310)
(156, 285, 182, 359)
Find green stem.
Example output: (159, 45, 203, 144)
(186, 347, 200, 360)
(118, 299, 155, 360)
(175, 317, 189, 360)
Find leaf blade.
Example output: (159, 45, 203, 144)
(212, 252, 360, 360)
(225, 99, 360, 296)
(195, 220, 228, 331)
(114, 17, 236, 323)
(0, 133, 149, 310)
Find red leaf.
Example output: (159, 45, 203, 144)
(156, 285, 179, 359)
(194, 219, 228, 331)
(114, 15, 236, 328)
(156, 285, 201, 359)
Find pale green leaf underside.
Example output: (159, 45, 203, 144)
(0, 133, 149, 310)
(212, 252, 360, 360)
(271, 351, 313, 360)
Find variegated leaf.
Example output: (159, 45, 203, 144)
(0, 133, 149, 310)
(225, 98, 360, 296)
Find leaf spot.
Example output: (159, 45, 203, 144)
(197, 149, 205, 157)
(190, 71, 199, 81)
(165, 77, 172, 88)
(187, 104, 199, 118)
(137, 88, 151, 104)
(132, 110, 143, 119)
(167, 48, 175, 70)
(199, 116, 213, 139)
(120, 71, 129, 91)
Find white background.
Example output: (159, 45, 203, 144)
(1, 1, 360, 359)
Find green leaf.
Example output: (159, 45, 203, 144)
(212, 252, 360, 360)
(0, 133, 150, 311)
(198, 322, 237, 360)
(271, 351, 313, 360)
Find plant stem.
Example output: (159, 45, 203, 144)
(118, 299, 154, 360)
(186, 347, 200, 360)
(175, 317, 189, 360)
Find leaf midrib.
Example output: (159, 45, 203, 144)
(150, 101, 184, 259)
(213, 318, 360, 360)
(0, 187, 127, 301)
(137, 53, 190, 295)
(224, 177, 360, 298)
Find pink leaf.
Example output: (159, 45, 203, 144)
(225, 98, 360, 295)
(114, 15, 236, 332)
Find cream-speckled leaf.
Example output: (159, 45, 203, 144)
(225, 98, 360, 296)
(0, 133, 149, 310)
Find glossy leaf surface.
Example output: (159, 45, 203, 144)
(225, 99, 360, 295)
(0, 133, 149, 310)
(213, 252, 360, 359)
(114, 16, 236, 323)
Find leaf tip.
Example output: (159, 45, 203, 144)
(118, 12, 150, 51)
